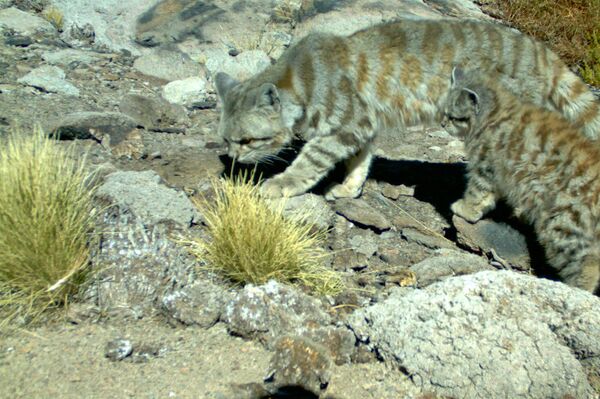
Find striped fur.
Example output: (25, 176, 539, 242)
(215, 18, 600, 200)
(442, 68, 600, 294)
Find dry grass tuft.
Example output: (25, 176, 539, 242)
(484, 0, 600, 85)
(42, 7, 64, 31)
(186, 172, 343, 296)
(0, 128, 97, 327)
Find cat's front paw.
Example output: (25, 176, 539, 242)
(451, 199, 484, 223)
(324, 182, 363, 201)
(260, 176, 304, 198)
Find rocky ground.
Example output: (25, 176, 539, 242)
(0, 1, 599, 398)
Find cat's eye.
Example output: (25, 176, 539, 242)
(238, 138, 253, 145)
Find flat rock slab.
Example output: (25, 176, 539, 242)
(334, 198, 391, 232)
(350, 270, 600, 399)
(119, 93, 188, 131)
(18, 65, 80, 96)
(453, 215, 531, 271)
(133, 48, 205, 82)
(52, 111, 137, 143)
(410, 249, 494, 287)
(0, 7, 55, 36)
(96, 170, 200, 227)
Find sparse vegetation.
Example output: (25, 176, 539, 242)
(186, 172, 343, 296)
(0, 128, 97, 327)
(483, 0, 600, 85)
(42, 6, 64, 31)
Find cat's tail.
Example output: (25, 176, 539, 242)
(561, 253, 600, 294)
(550, 63, 600, 140)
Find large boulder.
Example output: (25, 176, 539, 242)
(349, 271, 600, 399)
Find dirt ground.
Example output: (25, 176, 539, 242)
(0, 319, 419, 399)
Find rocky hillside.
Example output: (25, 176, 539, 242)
(0, 1, 599, 398)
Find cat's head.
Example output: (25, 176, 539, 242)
(441, 67, 494, 137)
(215, 72, 293, 164)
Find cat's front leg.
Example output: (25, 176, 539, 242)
(451, 173, 497, 223)
(261, 132, 362, 198)
(325, 143, 373, 201)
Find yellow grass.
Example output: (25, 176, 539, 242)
(186, 172, 343, 296)
(0, 128, 97, 326)
(485, 0, 600, 85)
(42, 7, 64, 31)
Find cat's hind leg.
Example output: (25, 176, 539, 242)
(451, 171, 497, 223)
(324, 143, 373, 201)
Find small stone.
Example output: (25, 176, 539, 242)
(161, 76, 213, 107)
(380, 182, 414, 200)
(18, 65, 79, 96)
(105, 339, 133, 361)
(5, 35, 33, 47)
(266, 335, 332, 395)
(453, 215, 531, 271)
(161, 280, 230, 328)
(334, 198, 391, 232)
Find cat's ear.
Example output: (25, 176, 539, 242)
(257, 83, 280, 111)
(460, 88, 480, 114)
(451, 66, 465, 86)
(215, 72, 239, 98)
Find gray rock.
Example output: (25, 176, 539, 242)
(85, 211, 197, 318)
(0, 7, 55, 36)
(161, 280, 231, 328)
(223, 280, 330, 344)
(96, 170, 200, 227)
(410, 249, 494, 287)
(161, 76, 213, 107)
(453, 215, 531, 271)
(334, 198, 391, 232)
(204, 49, 271, 81)
(133, 48, 205, 82)
(105, 339, 133, 361)
(5, 35, 33, 47)
(119, 93, 188, 131)
(222, 280, 357, 365)
(380, 182, 414, 200)
(276, 193, 334, 231)
(266, 335, 332, 395)
(349, 270, 600, 399)
(52, 0, 153, 54)
(51, 111, 137, 143)
(42, 49, 106, 66)
(348, 230, 379, 258)
(17, 65, 79, 96)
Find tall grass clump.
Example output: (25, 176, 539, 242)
(0, 128, 97, 326)
(187, 172, 343, 296)
(484, 0, 600, 85)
